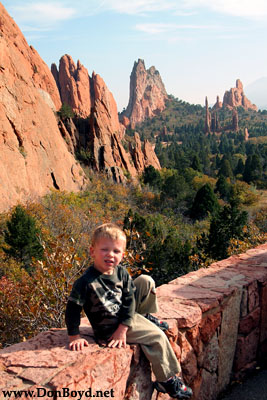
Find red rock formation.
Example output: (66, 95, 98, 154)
(244, 128, 249, 141)
(52, 55, 92, 118)
(129, 132, 146, 172)
(121, 59, 168, 128)
(0, 3, 86, 212)
(143, 140, 161, 170)
(88, 72, 136, 181)
(223, 79, 258, 111)
(232, 108, 239, 131)
(129, 132, 161, 173)
(205, 97, 211, 133)
(213, 95, 223, 110)
(54, 58, 161, 181)
(91, 72, 125, 141)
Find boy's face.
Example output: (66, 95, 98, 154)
(90, 237, 125, 275)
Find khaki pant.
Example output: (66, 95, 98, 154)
(126, 275, 181, 382)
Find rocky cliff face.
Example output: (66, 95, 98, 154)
(0, 3, 86, 212)
(53, 56, 161, 181)
(223, 79, 258, 111)
(121, 59, 168, 128)
(51, 55, 92, 118)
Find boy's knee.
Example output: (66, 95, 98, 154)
(134, 274, 155, 289)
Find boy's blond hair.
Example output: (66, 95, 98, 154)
(91, 223, 127, 248)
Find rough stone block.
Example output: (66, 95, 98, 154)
(233, 328, 260, 371)
(197, 369, 218, 400)
(199, 312, 221, 343)
(248, 281, 259, 312)
(233, 361, 257, 381)
(125, 347, 153, 400)
(155, 295, 202, 328)
(202, 334, 219, 373)
(238, 307, 260, 335)
(240, 288, 248, 317)
(178, 332, 198, 383)
(218, 288, 242, 392)
(260, 284, 267, 343)
(186, 325, 203, 356)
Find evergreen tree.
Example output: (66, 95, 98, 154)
(235, 158, 245, 175)
(215, 175, 231, 200)
(218, 157, 233, 178)
(243, 155, 253, 183)
(191, 155, 202, 172)
(190, 183, 219, 220)
(251, 154, 262, 181)
(243, 154, 262, 183)
(207, 197, 248, 260)
(143, 166, 162, 189)
(3, 205, 44, 270)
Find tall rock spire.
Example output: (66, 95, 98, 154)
(121, 59, 168, 128)
(205, 97, 211, 133)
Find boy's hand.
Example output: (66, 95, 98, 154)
(108, 324, 128, 348)
(68, 335, 89, 351)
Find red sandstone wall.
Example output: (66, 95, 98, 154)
(0, 244, 267, 400)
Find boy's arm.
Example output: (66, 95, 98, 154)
(118, 270, 136, 327)
(65, 300, 89, 351)
(108, 269, 135, 348)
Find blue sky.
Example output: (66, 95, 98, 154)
(2, 0, 267, 111)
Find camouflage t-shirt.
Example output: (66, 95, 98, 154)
(67, 265, 136, 340)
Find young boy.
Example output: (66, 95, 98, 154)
(65, 223, 193, 399)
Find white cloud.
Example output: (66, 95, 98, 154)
(10, 2, 76, 30)
(182, 0, 267, 19)
(135, 22, 221, 34)
(89, 0, 267, 19)
(97, 0, 179, 15)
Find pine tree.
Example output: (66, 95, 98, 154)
(190, 183, 219, 220)
(215, 175, 231, 200)
(3, 205, 44, 270)
(143, 166, 162, 189)
(218, 157, 233, 178)
(191, 155, 202, 172)
(235, 158, 245, 176)
(207, 197, 248, 260)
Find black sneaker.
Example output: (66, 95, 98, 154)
(154, 376, 193, 399)
(145, 313, 169, 331)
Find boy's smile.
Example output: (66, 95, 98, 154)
(90, 237, 125, 275)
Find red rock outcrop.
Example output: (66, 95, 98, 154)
(143, 140, 161, 170)
(223, 79, 258, 111)
(91, 72, 125, 141)
(121, 59, 168, 128)
(0, 3, 86, 212)
(244, 127, 249, 141)
(205, 97, 211, 133)
(52, 55, 92, 118)
(53, 57, 161, 181)
(232, 108, 239, 131)
(213, 95, 222, 110)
